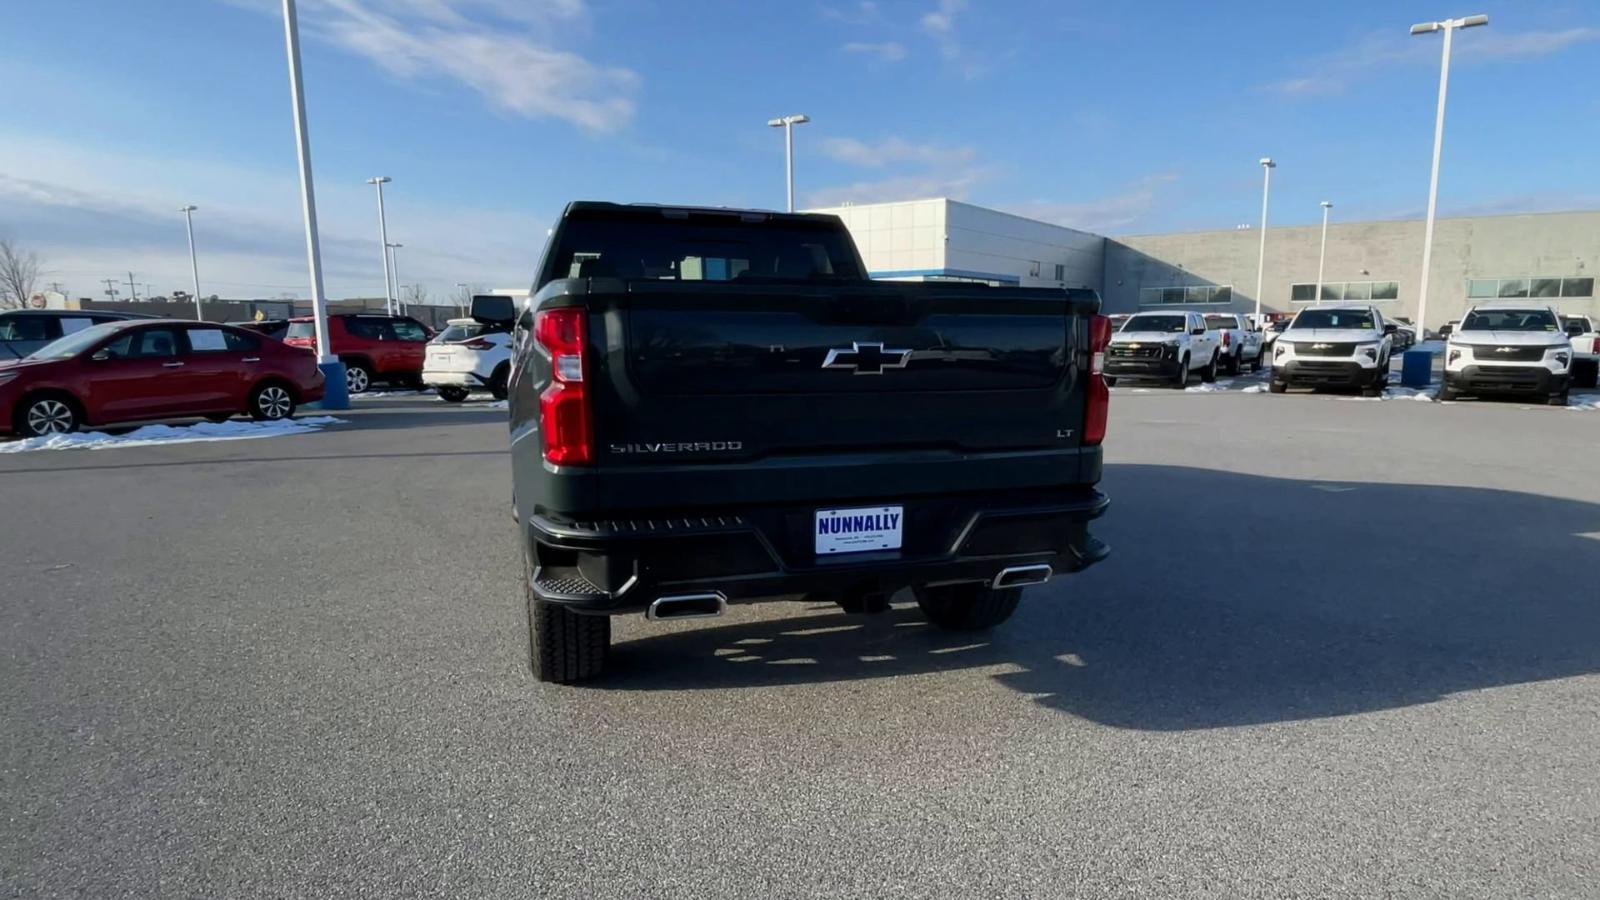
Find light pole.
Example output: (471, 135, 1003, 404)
(281, 0, 346, 408)
(1315, 201, 1333, 304)
(179, 205, 202, 319)
(766, 114, 810, 212)
(387, 242, 403, 312)
(455, 282, 469, 315)
(1410, 14, 1487, 340)
(1252, 158, 1276, 323)
(367, 176, 395, 315)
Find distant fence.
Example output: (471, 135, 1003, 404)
(71, 299, 467, 330)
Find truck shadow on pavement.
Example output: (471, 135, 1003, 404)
(594, 464, 1600, 730)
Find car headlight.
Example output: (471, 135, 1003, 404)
(1448, 348, 1462, 364)
(1554, 352, 1570, 369)
(1274, 342, 1289, 357)
(1358, 343, 1380, 360)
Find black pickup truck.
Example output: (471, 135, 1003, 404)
(509, 202, 1112, 682)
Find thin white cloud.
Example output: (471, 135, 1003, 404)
(920, 0, 979, 76)
(1267, 26, 1600, 96)
(842, 41, 908, 62)
(819, 137, 976, 168)
(228, 0, 637, 133)
(820, 1, 882, 26)
(1005, 174, 1179, 234)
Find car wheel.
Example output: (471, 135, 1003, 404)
(1223, 352, 1239, 376)
(489, 364, 510, 401)
(1268, 379, 1288, 394)
(526, 556, 609, 684)
(344, 362, 371, 394)
(436, 386, 469, 403)
(249, 383, 297, 421)
(1201, 352, 1219, 384)
(1103, 376, 1118, 388)
(1437, 384, 1460, 402)
(1548, 388, 1570, 407)
(1173, 356, 1190, 389)
(1576, 361, 1599, 389)
(913, 583, 1022, 631)
(19, 395, 80, 437)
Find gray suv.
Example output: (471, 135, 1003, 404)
(0, 309, 158, 360)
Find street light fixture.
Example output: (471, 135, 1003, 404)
(1410, 13, 1487, 340)
(280, 0, 346, 408)
(766, 114, 810, 213)
(180, 205, 202, 320)
(1315, 201, 1333, 305)
(1252, 157, 1276, 323)
(367, 176, 395, 315)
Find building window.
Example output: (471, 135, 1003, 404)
(1467, 276, 1593, 300)
(1054, 263, 1065, 282)
(1289, 281, 1400, 302)
(1139, 285, 1232, 305)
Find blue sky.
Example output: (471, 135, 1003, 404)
(2, 0, 1597, 300)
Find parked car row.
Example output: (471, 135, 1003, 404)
(0, 318, 325, 436)
(1102, 310, 1264, 387)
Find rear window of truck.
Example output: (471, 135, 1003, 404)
(543, 214, 865, 285)
(1204, 315, 1239, 329)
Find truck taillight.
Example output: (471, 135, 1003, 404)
(535, 307, 592, 466)
(1593, 337, 1599, 355)
(1085, 314, 1111, 446)
(462, 338, 495, 351)
(1221, 330, 1231, 347)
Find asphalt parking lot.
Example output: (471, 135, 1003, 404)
(4, 392, 1599, 898)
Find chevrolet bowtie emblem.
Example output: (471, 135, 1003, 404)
(821, 342, 912, 375)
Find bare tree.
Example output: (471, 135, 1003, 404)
(0, 239, 42, 309)
(404, 283, 429, 307)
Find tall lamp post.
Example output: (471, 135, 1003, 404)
(367, 176, 395, 315)
(1252, 158, 1276, 324)
(180, 205, 202, 319)
(1315, 200, 1333, 304)
(1410, 14, 1487, 340)
(280, 0, 346, 408)
(387, 242, 403, 312)
(766, 114, 810, 212)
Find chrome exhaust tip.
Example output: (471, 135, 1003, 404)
(646, 592, 728, 621)
(991, 564, 1052, 589)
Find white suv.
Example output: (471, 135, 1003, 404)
(422, 318, 513, 402)
(1103, 310, 1223, 388)
(1269, 304, 1395, 397)
(1441, 305, 1572, 406)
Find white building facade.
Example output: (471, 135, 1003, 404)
(806, 198, 1104, 291)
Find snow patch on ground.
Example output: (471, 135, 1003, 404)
(1241, 384, 1269, 394)
(353, 389, 435, 399)
(1567, 392, 1600, 411)
(1, 417, 346, 454)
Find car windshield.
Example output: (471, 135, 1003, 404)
(26, 322, 122, 360)
(1292, 309, 1375, 330)
(436, 323, 484, 343)
(1123, 315, 1187, 333)
(1461, 309, 1558, 332)
(285, 321, 317, 340)
(1204, 315, 1238, 330)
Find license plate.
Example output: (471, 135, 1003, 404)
(815, 505, 903, 555)
(430, 353, 451, 363)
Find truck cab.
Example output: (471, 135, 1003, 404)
(1103, 310, 1222, 387)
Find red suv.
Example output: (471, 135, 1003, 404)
(283, 314, 432, 394)
(0, 320, 325, 437)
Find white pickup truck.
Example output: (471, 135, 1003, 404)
(1562, 314, 1599, 389)
(1103, 310, 1223, 388)
(1203, 312, 1265, 375)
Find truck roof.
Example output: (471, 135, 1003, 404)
(563, 200, 843, 227)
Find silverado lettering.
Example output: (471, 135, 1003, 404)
(509, 202, 1112, 683)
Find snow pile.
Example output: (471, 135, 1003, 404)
(1184, 380, 1236, 393)
(1, 417, 346, 454)
(354, 389, 434, 399)
(1241, 384, 1269, 394)
(1385, 385, 1439, 402)
(1567, 393, 1600, 411)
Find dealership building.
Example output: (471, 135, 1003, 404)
(809, 199, 1600, 328)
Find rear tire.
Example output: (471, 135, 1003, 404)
(1548, 388, 1570, 407)
(1575, 361, 1599, 389)
(436, 386, 470, 403)
(1437, 384, 1460, 402)
(1103, 376, 1118, 387)
(1201, 352, 1219, 384)
(914, 583, 1022, 631)
(249, 382, 296, 421)
(1268, 379, 1288, 394)
(526, 556, 609, 683)
(1224, 352, 1240, 376)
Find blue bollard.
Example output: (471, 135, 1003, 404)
(1400, 348, 1434, 388)
(312, 360, 350, 410)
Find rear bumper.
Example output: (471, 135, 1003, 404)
(422, 369, 493, 388)
(1276, 358, 1379, 387)
(523, 485, 1110, 614)
(1447, 366, 1568, 395)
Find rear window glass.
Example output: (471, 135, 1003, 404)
(543, 213, 865, 286)
(1292, 309, 1375, 330)
(1, 315, 55, 342)
(1204, 315, 1239, 329)
(1461, 309, 1558, 332)
(437, 323, 485, 343)
(285, 321, 316, 340)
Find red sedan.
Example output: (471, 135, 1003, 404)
(0, 320, 324, 437)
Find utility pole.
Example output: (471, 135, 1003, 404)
(125, 272, 139, 301)
(102, 278, 119, 300)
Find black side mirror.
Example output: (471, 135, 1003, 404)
(1384, 323, 1398, 335)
